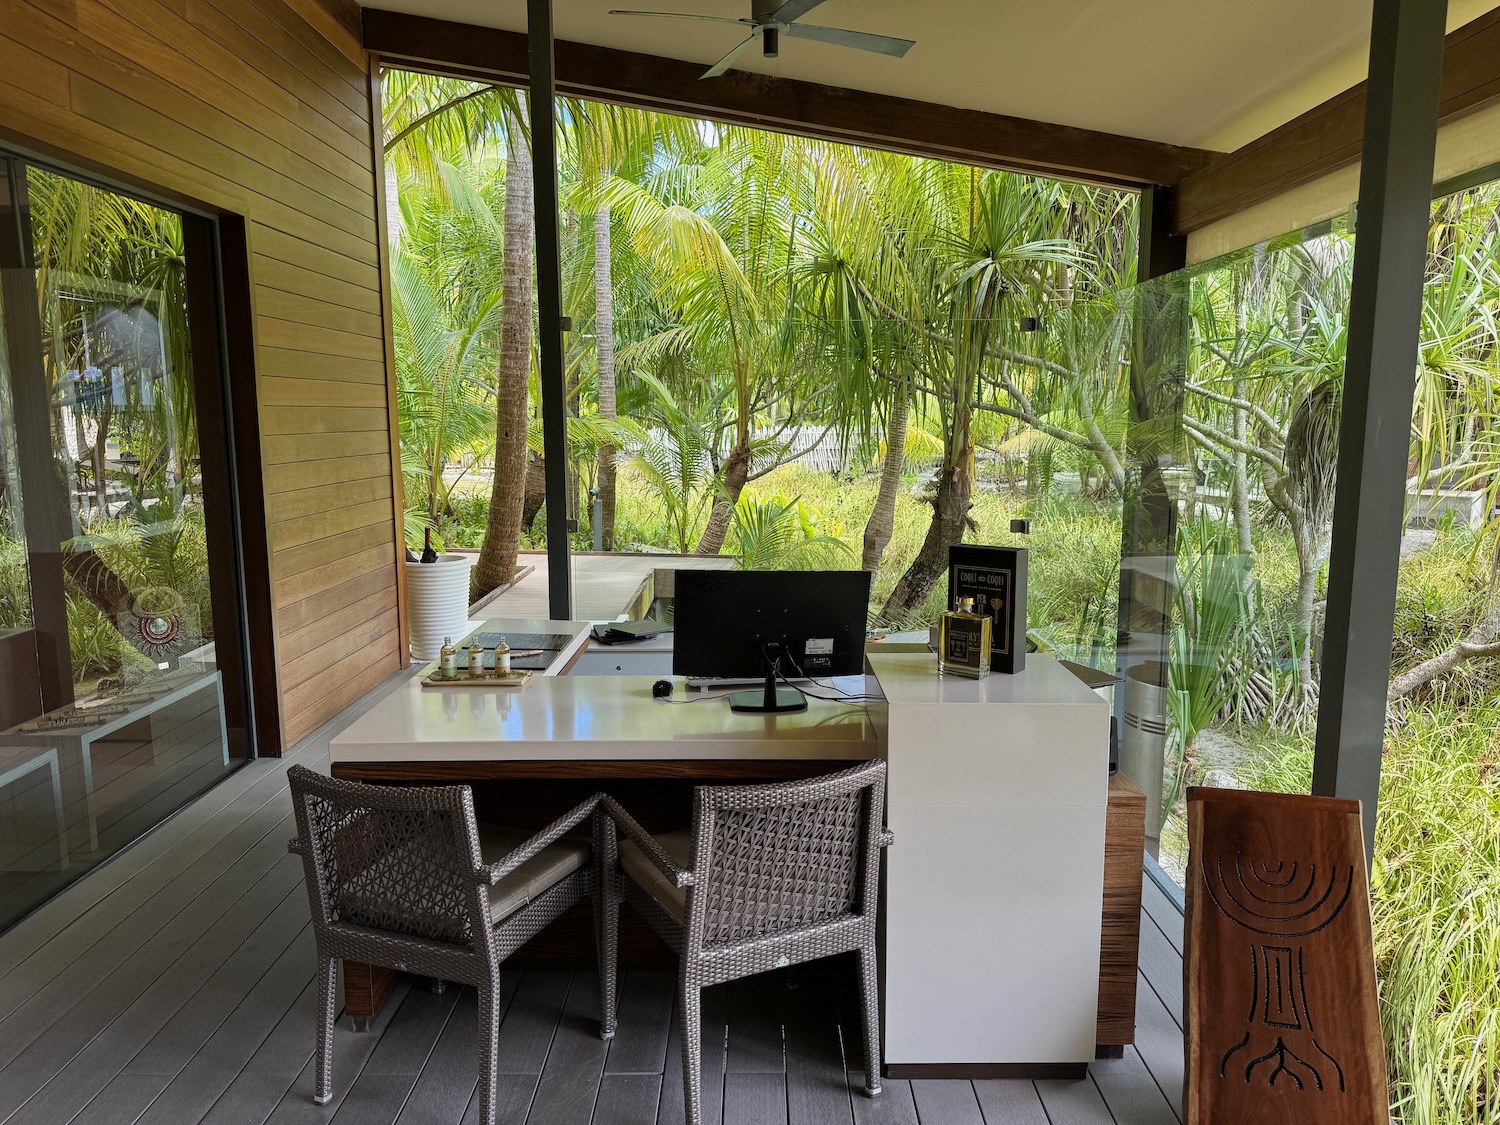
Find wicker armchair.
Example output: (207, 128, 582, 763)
(597, 760, 894, 1125)
(285, 765, 612, 1124)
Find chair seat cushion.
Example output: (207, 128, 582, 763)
(619, 830, 692, 923)
(477, 824, 590, 922)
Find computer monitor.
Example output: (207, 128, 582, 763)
(672, 569, 872, 714)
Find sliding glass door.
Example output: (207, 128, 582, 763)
(0, 154, 252, 931)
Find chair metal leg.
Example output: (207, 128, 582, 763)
(478, 977, 502, 1125)
(594, 889, 619, 1039)
(314, 955, 337, 1105)
(857, 947, 883, 1096)
(593, 813, 620, 1040)
(679, 979, 703, 1125)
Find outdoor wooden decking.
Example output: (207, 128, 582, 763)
(0, 671, 1187, 1125)
(479, 553, 736, 622)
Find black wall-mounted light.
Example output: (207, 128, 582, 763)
(1018, 316, 1043, 333)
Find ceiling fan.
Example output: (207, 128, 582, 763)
(607, 0, 916, 79)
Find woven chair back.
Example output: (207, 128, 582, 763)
(288, 766, 487, 946)
(691, 760, 885, 948)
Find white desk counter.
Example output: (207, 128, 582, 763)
(331, 672, 878, 764)
(867, 653, 1110, 1075)
(331, 630, 1110, 1076)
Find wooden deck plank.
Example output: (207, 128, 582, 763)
(658, 983, 727, 1125)
(526, 971, 611, 1125)
(392, 988, 480, 1125)
(971, 1080, 1050, 1124)
(1035, 1076, 1117, 1124)
(261, 979, 417, 1125)
(723, 1073, 787, 1125)
(725, 975, 784, 1074)
(605, 970, 674, 1075)
(1136, 908, 1184, 1031)
(784, 974, 853, 1125)
(1140, 873, 1184, 955)
(1089, 1047, 1182, 1125)
(494, 971, 572, 1075)
(1131, 970, 1186, 1121)
(219, 977, 415, 1125)
(909, 1080, 984, 1125)
(593, 1072, 662, 1125)
(0, 872, 304, 1122)
(128, 929, 319, 1125)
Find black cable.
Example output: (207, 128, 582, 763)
(774, 645, 884, 704)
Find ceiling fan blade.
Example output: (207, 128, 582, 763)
(783, 22, 915, 58)
(701, 32, 760, 78)
(608, 10, 747, 25)
(768, 0, 827, 24)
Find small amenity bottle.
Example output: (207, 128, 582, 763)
(467, 641, 486, 676)
(938, 597, 993, 679)
(495, 640, 511, 674)
(439, 636, 459, 677)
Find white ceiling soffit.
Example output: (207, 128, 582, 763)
(373, 0, 1495, 152)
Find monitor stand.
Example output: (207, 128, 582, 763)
(729, 660, 807, 714)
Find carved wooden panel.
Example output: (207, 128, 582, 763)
(1185, 788, 1387, 1124)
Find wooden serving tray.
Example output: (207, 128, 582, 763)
(421, 669, 532, 690)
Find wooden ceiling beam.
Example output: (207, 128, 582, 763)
(1175, 7, 1500, 235)
(362, 8, 1216, 190)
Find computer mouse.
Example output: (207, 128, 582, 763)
(651, 679, 672, 699)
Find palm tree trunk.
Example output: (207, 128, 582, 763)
(862, 389, 909, 573)
(522, 452, 547, 532)
(695, 443, 751, 556)
(473, 102, 534, 600)
(594, 203, 619, 551)
(880, 454, 972, 624)
(882, 388, 974, 623)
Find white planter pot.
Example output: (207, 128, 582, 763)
(405, 555, 472, 661)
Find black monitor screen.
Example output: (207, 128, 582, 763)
(672, 569, 872, 680)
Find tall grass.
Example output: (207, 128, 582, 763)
(1251, 703, 1500, 1125)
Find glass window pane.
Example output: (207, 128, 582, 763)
(0, 163, 246, 931)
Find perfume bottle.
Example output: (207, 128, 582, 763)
(938, 597, 993, 678)
(439, 636, 459, 677)
(494, 640, 511, 674)
(467, 641, 486, 676)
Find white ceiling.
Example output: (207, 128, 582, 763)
(373, 0, 1497, 152)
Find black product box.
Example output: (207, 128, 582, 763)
(947, 545, 1027, 674)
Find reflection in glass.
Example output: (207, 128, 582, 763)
(0, 165, 243, 931)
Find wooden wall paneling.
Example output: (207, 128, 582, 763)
(272, 541, 397, 612)
(277, 566, 397, 645)
(255, 347, 386, 385)
(0, 0, 403, 750)
(260, 404, 391, 437)
(253, 254, 383, 313)
(80, 0, 375, 190)
(1176, 6, 1500, 233)
(273, 522, 395, 584)
(257, 376, 389, 410)
(263, 452, 393, 496)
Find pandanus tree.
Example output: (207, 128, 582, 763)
(873, 167, 1085, 623)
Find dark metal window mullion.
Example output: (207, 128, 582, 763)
(1314, 0, 1450, 861)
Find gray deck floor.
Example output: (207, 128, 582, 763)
(0, 673, 1186, 1125)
